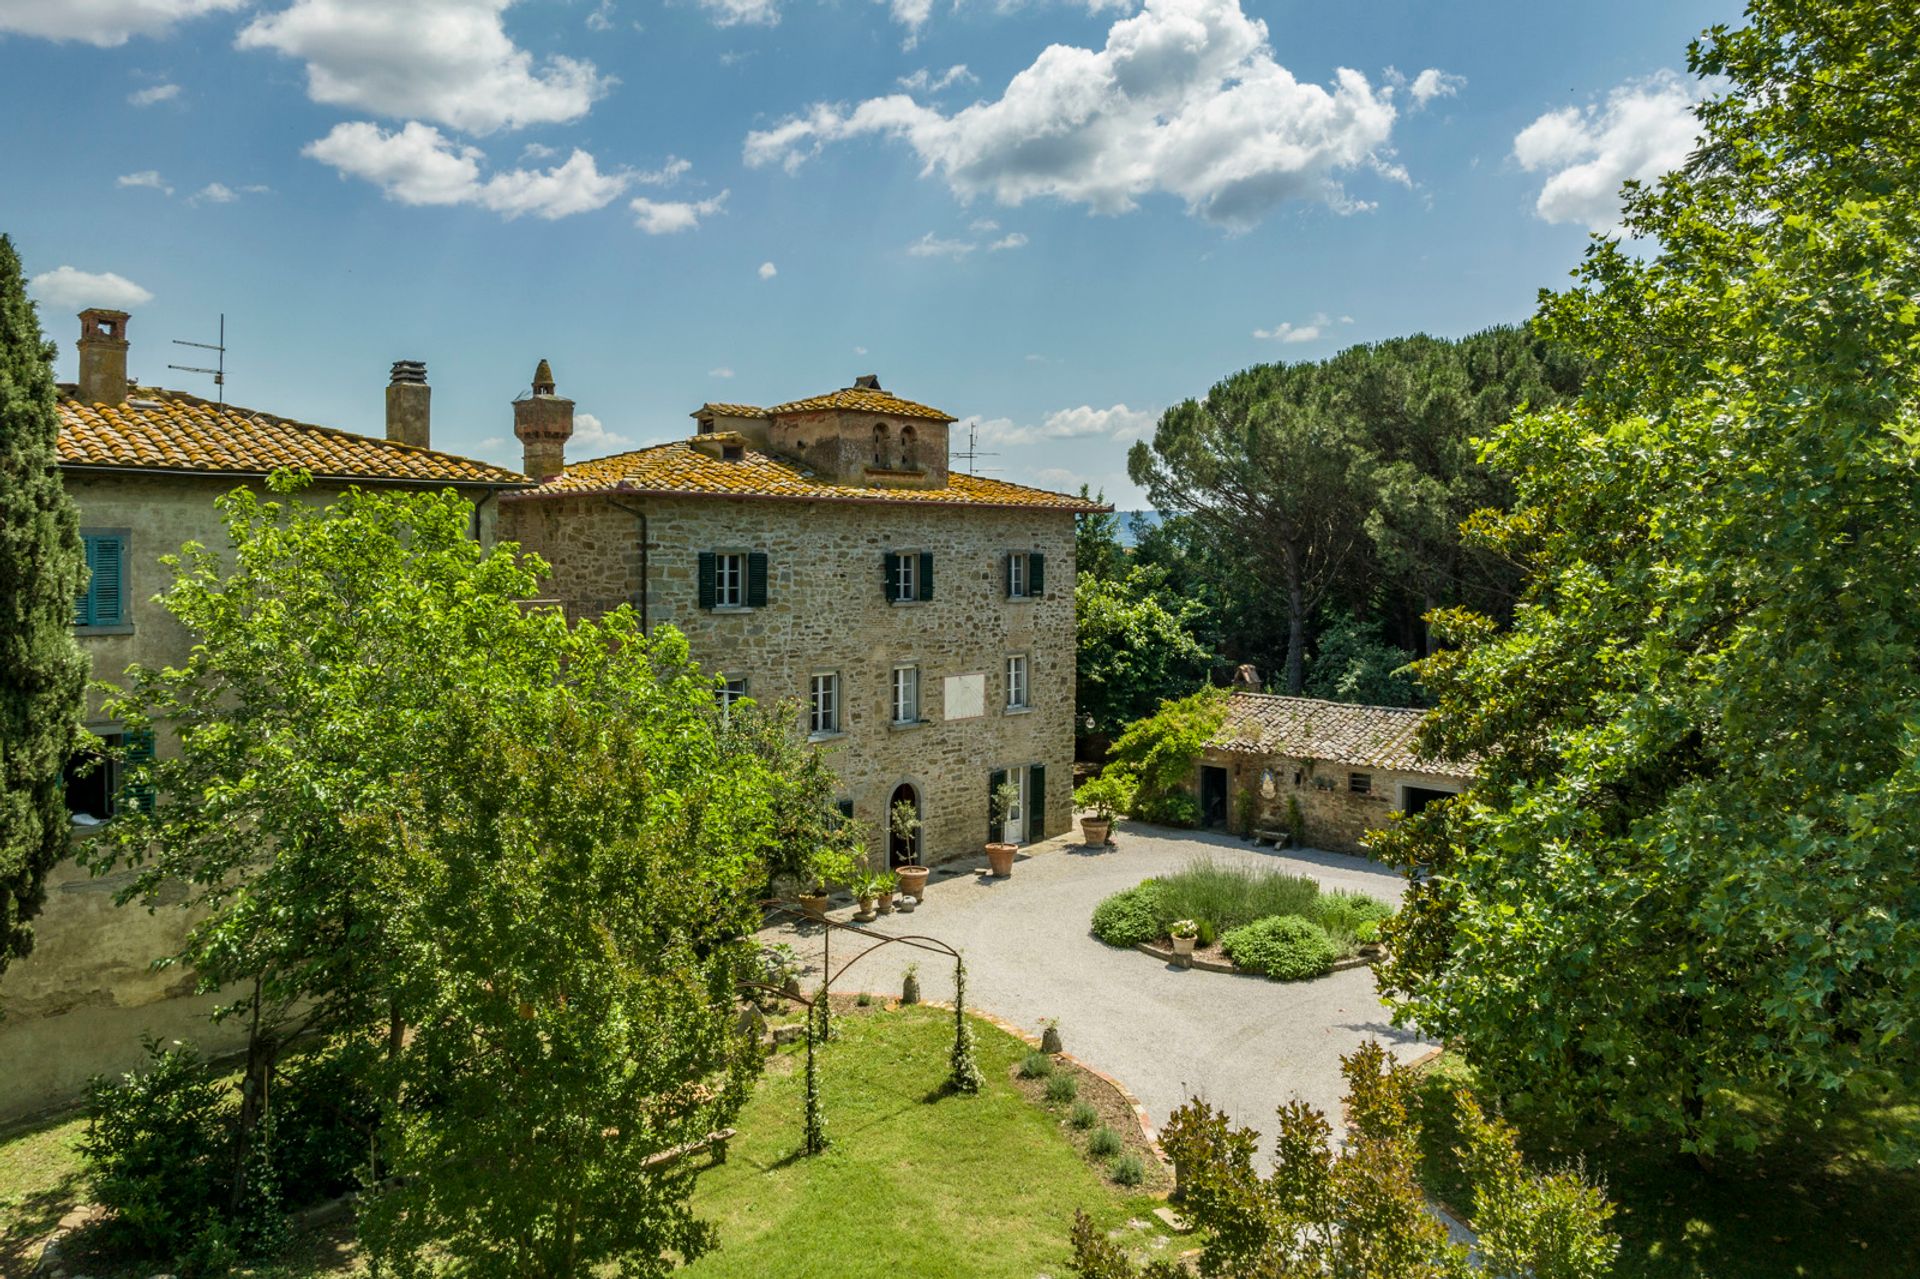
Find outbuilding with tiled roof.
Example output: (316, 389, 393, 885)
(1193, 690, 1473, 854)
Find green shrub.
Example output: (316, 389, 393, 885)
(1070, 1100, 1099, 1129)
(1197, 918, 1216, 947)
(1136, 792, 1202, 828)
(1154, 857, 1320, 936)
(1354, 919, 1381, 944)
(857, 991, 873, 1007)
(1111, 1152, 1146, 1186)
(1020, 1051, 1055, 1079)
(1047, 1073, 1080, 1104)
(272, 1042, 377, 1205)
(1314, 890, 1393, 933)
(1091, 881, 1164, 947)
(1088, 1126, 1124, 1158)
(1221, 916, 1339, 981)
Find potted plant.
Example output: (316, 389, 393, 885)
(986, 779, 1022, 877)
(874, 867, 898, 916)
(801, 839, 856, 922)
(1073, 771, 1134, 848)
(890, 799, 930, 902)
(851, 868, 887, 922)
(1170, 918, 1199, 961)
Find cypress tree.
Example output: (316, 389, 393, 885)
(0, 234, 88, 974)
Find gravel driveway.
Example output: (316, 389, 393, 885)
(759, 820, 1433, 1161)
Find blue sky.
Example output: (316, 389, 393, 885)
(2, 0, 1737, 505)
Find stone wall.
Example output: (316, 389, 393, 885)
(500, 490, 1078, 866)
(1200, 747, 1469, 855)
(0, 471, 506, 1125)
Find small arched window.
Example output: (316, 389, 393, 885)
(899, 425, 916, 469)
(873, 422, 890, 466)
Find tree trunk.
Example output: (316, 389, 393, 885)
(231, 978, 276, 1213)
(1284, 570, 1307, 695)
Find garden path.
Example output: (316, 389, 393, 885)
(758, 821, 1434, 1168)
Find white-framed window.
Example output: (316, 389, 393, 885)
(809, 672, 841, 736)
(715, 551, 746, 608)
(892, 553, 918, 603)
(717, 676, 749, 711)
(1007, 551, 1027, 599)
(1006, 654, 1029, 709)
(892, 664, 920, 724)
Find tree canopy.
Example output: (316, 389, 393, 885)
(1127, 327, 1582, 695)
(87, 475, 835, 1273)
(1377, 0, 1920, 1157)
(0, 233, 88, 975)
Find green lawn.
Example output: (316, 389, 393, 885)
(684, 1002, 1172, 1278)
(1412, 1053, 1920, 1279)
(1, 1004, 1169, 1278)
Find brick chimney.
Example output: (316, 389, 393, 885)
(385, 360, 430, 448)
(77, 309, 130, 406)
(513, 358, 573, 481)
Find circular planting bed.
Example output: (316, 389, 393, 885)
(1089, 856, 1394, 982)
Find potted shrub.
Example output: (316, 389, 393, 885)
(891, 800, 930, 902)
(1073, 771, 1134, 848)
(1170, 918, 1199, 961)
(851, 869, 887, 922)
(801, 840, 856, 922)
(874, 867, 898, 916)
(985, 779, 1022, 877)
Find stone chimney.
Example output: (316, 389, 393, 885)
(512, 358, 574, 481)
(385, 360, 431, 448)
(77, 309, 130, 406)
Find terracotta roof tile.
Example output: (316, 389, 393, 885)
(511, 440, 1106, 512)
(1211, 692, 1474, 777)
(692, 402, 767, 418)
(57, 387, 526, 486)
(766, 387, 955, 422)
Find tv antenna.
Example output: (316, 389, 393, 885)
(952, 418, 999, 475)
(168, 313, 226, 406)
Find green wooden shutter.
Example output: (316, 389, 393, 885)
(697, 552, 716, 609)
(1028, 763, 1046, 837)
(75, 537, 95, 626)
(883, 551, 900, 602)
(1027, 551, 1045, 596)
(1004, 552, 1015, 598)
(747, 552, 769, 607)
(122, 728, 156, 815)
(989, 768, 1007, 842)
(918, 551, 934, 601)
(93, 537, 124, 625)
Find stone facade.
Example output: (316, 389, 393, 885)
(0, 472, 508, 1125)
(500, 490, 1079, 866)
(1198, 747, 1469, 855)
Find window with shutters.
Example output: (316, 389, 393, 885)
(75, 529, 130, 630)
(715, 552, 745, 607)
(1005, 550, 1045, 600)
(63, 727, 154, 822)
(1006, 654, 1030, 710)
(809, 672, 841, 737)
(1349, 772, 1372, 795)
(716, 676, 748, 713)
(892, 665, 920, 725)
(1006, 551, 1026, 599)
(884, 550, 934, 603)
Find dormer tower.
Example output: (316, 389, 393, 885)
(764, 374, 954, 488)
(77, 309, 130, 406)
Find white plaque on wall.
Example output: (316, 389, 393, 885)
(943, 673, 985, 721)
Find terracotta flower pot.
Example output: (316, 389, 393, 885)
(875, 890, 895, 915)
(1171, 934, 1197, 959)
(799, 893, 829, 921)
(896, 865, 931, 901)
(855, 896, 877, 922)
(1080, 816, 1112, 847)
(986, 842, 1017, 877)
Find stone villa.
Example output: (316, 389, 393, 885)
(0, 310, 525, 1124)
(1198, 691, 1474, 853)
(497, 368, 1104, 871)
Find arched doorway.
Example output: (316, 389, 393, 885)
(887, 782, 921, 868)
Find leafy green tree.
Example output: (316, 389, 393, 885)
(1075, 484, 1125, 582)
(88, 475, 806, 1274)
(1378, 0, 1920, 1157)
(1102, 687, 1227, 826)
(1075, 567, 1212, 741)
(0, 234, 88, 976)
(1069, 1042, 1615, 1279)
(1304, 610, 1419, 707)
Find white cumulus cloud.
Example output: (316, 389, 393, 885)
(193, 182, 237, 204)
(1407, 67, 1463, 109)
(1254, 311, 1331, 343)
(29, 266, 155, 311)
(699, 0, 779, 25)
(0, 0, 242, 46)
(906, 226, 1029, 258)
(571, 412, 631, 453)
(128, 82, 181, 107)
(758, 261, 777, 279)
(964, 403, 1156, 447)
(898, 64, 975, 93)
(630, 191, 728, 234)
(745, 0, 1442, 229)
(305, 121, 628, 219)
(1513, 69, 1701, 232)
(117, 170, 173, 195)
(237, 0, 610, 134)
(709, 367, 735, 379)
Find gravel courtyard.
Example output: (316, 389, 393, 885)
(758, 820, 1433, 1160)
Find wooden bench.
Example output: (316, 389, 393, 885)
(1251, 828, 1292, 847)
(641, 1126, 739, 1170)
